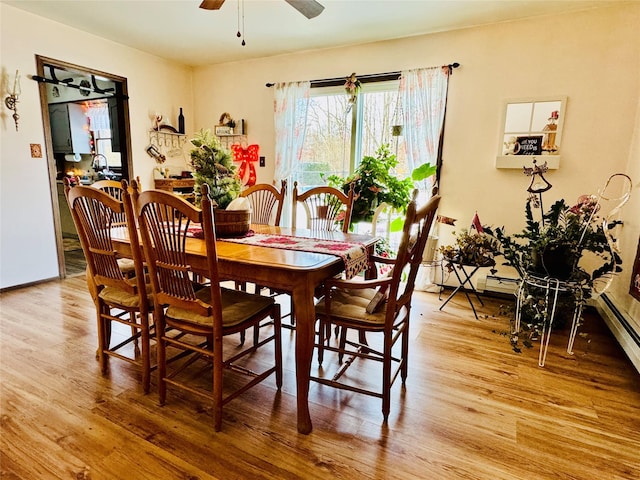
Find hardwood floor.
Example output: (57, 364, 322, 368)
(1, 276, 639, 479)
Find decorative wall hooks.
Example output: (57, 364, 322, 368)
(4, 69, 20, 131)
(148, 130, 187, 148)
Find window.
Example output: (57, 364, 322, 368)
(295, 81, 407, 187)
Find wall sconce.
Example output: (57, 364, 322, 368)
(5, 69, 20, 131)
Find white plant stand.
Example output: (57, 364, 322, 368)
(514, 273, 585, 367)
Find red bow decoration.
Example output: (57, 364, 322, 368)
(231, 143, 259, 186)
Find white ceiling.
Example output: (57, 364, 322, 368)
(2, 0, 626, 67)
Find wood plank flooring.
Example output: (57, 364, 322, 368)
(1, 276, 639, 479)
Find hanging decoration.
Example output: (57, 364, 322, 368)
(4, 69, 20, 131)
(344, 72, 361, 113)
(231, 143, 260, 186)
(391, 80, 404, 137)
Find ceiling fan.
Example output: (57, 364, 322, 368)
(199, 0, 325, 19)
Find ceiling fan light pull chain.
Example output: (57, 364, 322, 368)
(241, 0, 246, 46)
(237, 0, 241, 37)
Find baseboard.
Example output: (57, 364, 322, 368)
(595, 294, 640, 374)
(477, 274, 519, 295)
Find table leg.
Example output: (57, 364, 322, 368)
(292, 282, 315, 434)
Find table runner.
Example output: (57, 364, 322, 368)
(187, 226, 368, 279)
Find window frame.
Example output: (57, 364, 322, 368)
(301, 79, 402, 185)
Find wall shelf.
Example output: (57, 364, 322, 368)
(148, 130, 187, 148)
(216, 134, 247, 149)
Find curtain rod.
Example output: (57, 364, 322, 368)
(265, 63, 459, 88)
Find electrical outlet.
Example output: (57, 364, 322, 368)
(259, 156, 265, 167)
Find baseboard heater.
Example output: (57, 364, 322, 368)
(476, 275, 519, 295)
(595, 293, 640, 373)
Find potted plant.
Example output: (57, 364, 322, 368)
(189, 128, 242, 208)
(439, 227, 500, 271)
(489, 195, 621, 291)
(325, 144, 414, 224)
(189, 129, 248, 236)
(488, 194, 622, 351)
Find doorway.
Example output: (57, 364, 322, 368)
(35, 56, 133, 277)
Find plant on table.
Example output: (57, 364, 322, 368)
(439, 227, 500, 272)
(189, 128, 242, 208)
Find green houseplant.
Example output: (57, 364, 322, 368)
(489, 195, 621, 293)
(439, 227, 500, 270)
(325, 144, 414, 224)
(487, 194, 622, 352)
(189, 128, 242, 209)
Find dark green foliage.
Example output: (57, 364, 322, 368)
(487, 196, 620, 293)
(189, 129, 242, 209)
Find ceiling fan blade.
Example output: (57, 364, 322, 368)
(199, 0, 225, 10)
(284, 0, 325, 19)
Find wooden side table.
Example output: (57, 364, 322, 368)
(154, 178, 195, 192)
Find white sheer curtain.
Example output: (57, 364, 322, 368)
(273, 80, 310, 226)
(86, 101, 111, 137)
(399, 66, 450, 291)
(399, 66, 450, 196)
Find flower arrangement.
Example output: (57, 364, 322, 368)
(439, 228, 500, 270)
(189, 129, 242, 209)
(218, 112, 236, 129)
(344, 72, 361, 105)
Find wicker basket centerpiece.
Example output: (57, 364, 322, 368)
(214, 198, 251, 237)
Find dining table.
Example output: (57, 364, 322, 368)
(111, 223, 378, 434)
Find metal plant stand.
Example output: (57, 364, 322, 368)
(439, 262, 487, 320)
(514, 273, 585, 367)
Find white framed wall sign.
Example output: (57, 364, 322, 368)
(496, 96, 567, 169)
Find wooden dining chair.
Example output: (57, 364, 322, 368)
(64, 178, 154, 393)
(238, 180, 289, 339)
(240, 179, 287, 226)
(127, 180, 282, 431)
(291, 181, 356, 338)
(312, 193, 440, 421)
(292, 182, 355, 233)
(92, 179, 135, 275)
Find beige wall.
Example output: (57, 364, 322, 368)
(1, 2, 638, 342)
(0, 4, 193, 287)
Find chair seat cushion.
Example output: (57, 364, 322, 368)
(116, 257, 136, 274)
(166, 287, 274, 328)
(315, 287, 387, 326)
(99, 282, 153, 309)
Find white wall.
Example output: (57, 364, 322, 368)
(0, 4, 193, 288)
